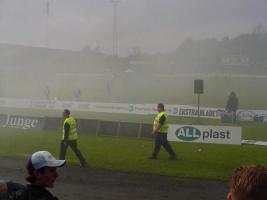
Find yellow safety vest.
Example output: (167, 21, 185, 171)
(62, 116, 78, 141)
(153, 111, 168, 134)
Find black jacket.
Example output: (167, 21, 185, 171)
(8, 184, 58, 200)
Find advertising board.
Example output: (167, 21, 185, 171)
(168, 124, 241, 145)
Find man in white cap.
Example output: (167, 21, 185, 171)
(8, 150, 65, 200)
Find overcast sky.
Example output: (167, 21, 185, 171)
(0, 0, 266, 55)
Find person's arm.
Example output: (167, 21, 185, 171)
(0, 181, 25, 200)
(0, 181, 8, 199)
(63, 122, 70, 142)
(6, 184, 28, 200)
(152, 115, 166, 134)
(6, 182, 25, 194)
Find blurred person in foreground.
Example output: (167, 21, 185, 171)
(149, 103, 176, 160)
(227, 164, 267, 200)
(60, 109, 87, 167)
(226, 91, 239, 122)
(8, 151, 65, 200)
(0, 181, 25, 200)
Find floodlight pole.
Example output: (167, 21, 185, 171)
(0, 0, 3, 20)
(45, 0, 50, 48)
(110, 0, 120, 57)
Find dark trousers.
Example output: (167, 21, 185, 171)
(152, 133, 176, 158)
(60, 140, 87, 166)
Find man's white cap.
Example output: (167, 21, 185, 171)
(31, 151, 66, 170)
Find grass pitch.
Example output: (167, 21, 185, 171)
(1, 127, 267, 180)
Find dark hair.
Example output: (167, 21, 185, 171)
(26, 158, 46, 183)
(158, 103, 164, 110)
(63, 109, 70, 115)
(230, 165, 267, 200)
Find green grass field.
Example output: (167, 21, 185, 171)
(2, 50, 267, 183)
(2, 73, 267, 109)
(1, 104, 267, 181)
(1, 125, 267, 181)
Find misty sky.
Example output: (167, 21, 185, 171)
(0, 0, 266, 55)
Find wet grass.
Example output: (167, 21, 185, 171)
(0, 128, 267, 180)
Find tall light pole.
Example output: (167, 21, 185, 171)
(110, 0, 120, 57)
(45, 0, 50, 48)
(0, 0, 3, 20)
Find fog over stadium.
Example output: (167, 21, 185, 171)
(0, 0, 267, 110)
(0, 0, 266, 55)
(1, 3, 267, 200)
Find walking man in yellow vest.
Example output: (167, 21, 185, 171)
(60, 109, 87, 167)
(150, 103, 176, 160)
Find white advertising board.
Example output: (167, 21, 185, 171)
(168, 124, 242, 145)
(0, 97, 267, 122)
(0, 114, 45, 130)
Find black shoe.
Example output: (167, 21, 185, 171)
(149, 156, 157, 160)
(168, 156, 176, 160)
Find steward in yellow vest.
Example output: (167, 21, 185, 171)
(153, 111, 169, 134)
(150, 103, 176, 160)
(59, 109, 87, 167)
(62, 116, 78, 141)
